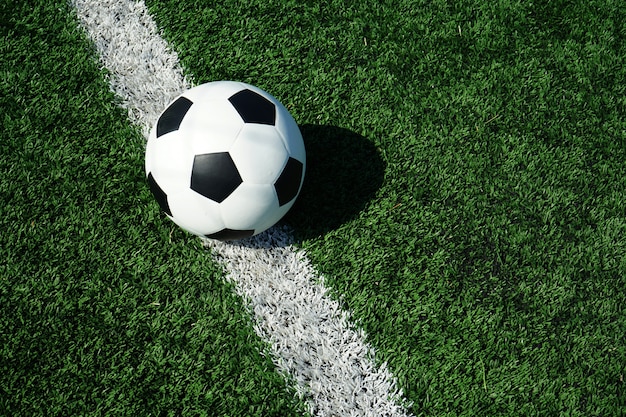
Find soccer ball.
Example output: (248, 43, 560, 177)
(145, 81, 306, 241)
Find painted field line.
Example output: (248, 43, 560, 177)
(71, 1, 412, 416)
(71, 0, 192, 137)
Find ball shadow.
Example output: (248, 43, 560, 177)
(282, 124, 386, 241)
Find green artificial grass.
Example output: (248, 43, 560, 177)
(0, 2, 306, 416)
(2, 0, 626, 416)
(147, 0, 626, 415)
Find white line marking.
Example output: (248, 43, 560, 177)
(71, 1, 412, 415)
(205, 228, 412, 416)
(71, 0, 192, 137)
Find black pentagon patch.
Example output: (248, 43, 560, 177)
(228, 89, 276, 125)
(157, 96, 193, 138)
(191, 152, 242, 203)
(206, 228, 255, 241)
(274, 157, 303, 206)
(147, 172, 171, 216)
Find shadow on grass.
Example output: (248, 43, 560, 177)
(283, 124, 386, 241)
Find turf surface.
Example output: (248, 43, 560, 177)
(1, 0, 625, 415)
